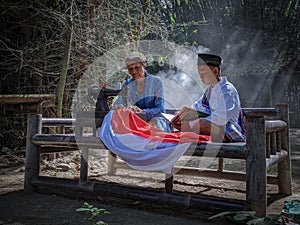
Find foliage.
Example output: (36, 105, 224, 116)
(157, 0, 299, 52)
(0, 0, 166, 116)
(208, 210, 281, 224)
(208, 203, 300, 225)
(0, 0, 299, 149)
(281, 200, 300, 223)
(76, 202, 109, 225)
(0, 0, 298, 110)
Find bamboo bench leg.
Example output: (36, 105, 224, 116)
(80, 147, 89, 182)
(278, 158, 293, 195)
(276, 104, 292, 194)
(107, 151, 117, 175)
(245, 115, 266, 217)
(165, 170, 174, 194)
(278, 128, 293, 195)
(218, 158, 224, 172)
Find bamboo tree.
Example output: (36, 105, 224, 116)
(56, 1, 73, 118)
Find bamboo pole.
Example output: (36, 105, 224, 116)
(56, 4, 73, 118)
(31, 176, 245, 212)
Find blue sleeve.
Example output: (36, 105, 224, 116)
(144, 78, 165, 120)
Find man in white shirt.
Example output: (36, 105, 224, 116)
(172, 53, 245, 142)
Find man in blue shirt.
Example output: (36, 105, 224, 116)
(113, 52, 170, 132)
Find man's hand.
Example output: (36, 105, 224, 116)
(129, 105, 145, 113)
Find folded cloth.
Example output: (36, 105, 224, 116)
(98, 109, 210, 173)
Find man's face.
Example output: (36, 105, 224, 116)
(197, 65, 219, 85)
(127, 62, 145, 80)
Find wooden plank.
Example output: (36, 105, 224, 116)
(32, 134, 104, 147)
(242, 108, 277, 118)
(0, 94, 55, 104)
(188, 142, 248, 159)
(265, 120, 287, 132)
(32, 134, 77, 146)
(1, 102, 55, 111)
(42, 118, 75, 126)
(33, 134, 247, 158)
(114, 161, 279, 184)
(39, 146, 79, 153)
(31, 176, 245, 212)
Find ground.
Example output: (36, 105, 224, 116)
(0, 129, 300, 225)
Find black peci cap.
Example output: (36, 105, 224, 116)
(197, 53, 222, 67)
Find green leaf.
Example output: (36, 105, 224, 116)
(95, 221, 107, 225)
(76, 208, 90, 212)
(233, 213, 253, 221)
(247, 218, 263, 225)
(208, 211, 236, 220)
(96, 209, 109, 214)
(83, 202, 90, 207)
(169, 15, 175, 24)
(209, 211, 256, 221)
(247, 215, 279, 225)
(233, 211, 256, 221)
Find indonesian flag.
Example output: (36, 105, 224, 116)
(98, 109, 211, 173)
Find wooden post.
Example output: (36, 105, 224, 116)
(165, 169, 174, 194)
(246, 115, 266, 217)
(276, 104, 292, 195)
(75, 115, 89, 182)
(271, 132, 277, 154)
(107, 152, 117, 174)
(24, 114, 42, 192)
(266, 133, 271, 158)
(217, 158, 224, 172)
(80, 147, 89, 182)
(276, 131, 281, 152)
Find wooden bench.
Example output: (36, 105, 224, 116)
(24, 104, 292, 217)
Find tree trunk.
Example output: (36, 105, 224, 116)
(56, 3, 73, 118)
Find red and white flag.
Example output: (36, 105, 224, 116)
(98, 109, 210, 173)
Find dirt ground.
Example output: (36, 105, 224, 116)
(0, 129, 300, 225)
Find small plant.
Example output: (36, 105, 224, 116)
(208, 209, 297, 225)
(76, 202, 109, 225)
(208, 210, 281, 224)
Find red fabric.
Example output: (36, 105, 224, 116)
(111, 109, 211, 143)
